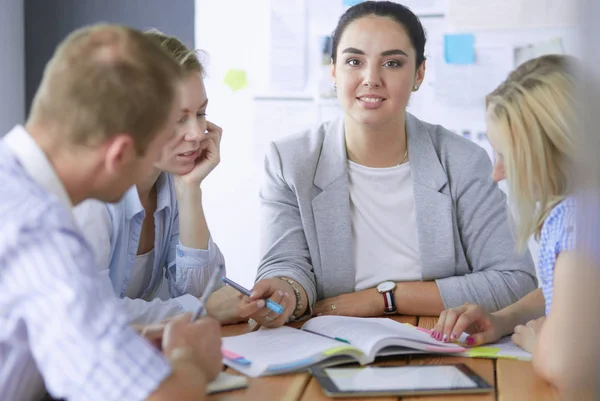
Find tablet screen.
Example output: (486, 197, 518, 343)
(324, 365, 478, 392)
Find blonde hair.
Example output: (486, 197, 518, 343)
(486, 54, 576, 251)
(144, 29, 205, 75)
(28, 24, 183, 155)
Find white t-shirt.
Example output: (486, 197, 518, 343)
(124, 249, 156, 299)
(348, 161, 422, 291)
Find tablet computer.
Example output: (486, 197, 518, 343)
(310, 364, 493, 397)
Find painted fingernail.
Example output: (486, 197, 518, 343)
(430, 332, 436, 338)
(451, 333, 458, 340)
(442, 334, 448, 342)
(437, 332, 441, 340)
(466, 336, 475, 345)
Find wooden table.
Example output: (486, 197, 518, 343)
(210, 316, 559, 401)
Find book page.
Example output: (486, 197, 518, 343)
(222, 326, 362, 377)
(302, 316, 465, 360)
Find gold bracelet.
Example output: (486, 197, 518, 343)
(277, 276, 303, 320)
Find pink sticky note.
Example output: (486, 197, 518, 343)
(222, 349, 244, 360)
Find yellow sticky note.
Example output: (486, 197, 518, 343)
(322, 346, 355, 356)
(467, 347, 501, 358)
(223, 69, 248, 91)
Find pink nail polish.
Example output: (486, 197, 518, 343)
(466, 336, 475, 345)
(437, 333, 441, 340)
(442, 334, 448, 342)
(431, 332, 435, 338)
(451, 333, 457, 340)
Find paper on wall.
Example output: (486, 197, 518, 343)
(434, 45, 514, 108)
(514, 37, 564, 68)
(269, 0, 308, 92)
(448, 0, 577, 30)
(389, 0, 447, 16)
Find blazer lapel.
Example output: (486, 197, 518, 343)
(311, 118, 355, 298)
(406, 114, 456, 280)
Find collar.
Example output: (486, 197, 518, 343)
(314, 113, 448, 192)
(122, 172, 172, 220)
(3, 125, 73, 208)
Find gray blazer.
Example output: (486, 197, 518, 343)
(256, 114, 537, 312)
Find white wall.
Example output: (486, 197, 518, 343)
(195, 0, 270, 287)
(0, 0, 25, 135)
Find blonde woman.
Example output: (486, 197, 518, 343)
(432, 55, 576, 353)
(73, 31, 258, 325)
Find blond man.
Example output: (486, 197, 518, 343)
(0, 24, 222, 401)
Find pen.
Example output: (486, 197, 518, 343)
(222, 276, 284, 315)
(303, 329, 351, 344)
(191, 264, 225, 321)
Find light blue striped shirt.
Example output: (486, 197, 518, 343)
(73, 172, 226, 325)
(0, 126, 171, 401)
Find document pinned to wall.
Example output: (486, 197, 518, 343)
(434, 45, 514, 108)
(514, 37, 564, 68)
(269, 0, 308, 92)
(389, 0, 447, 16)
(448, 0, 577, 30)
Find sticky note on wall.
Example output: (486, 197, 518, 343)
(343, 0, 364, 7)
(223, 69, 248, 91)
(444, 34, 475, 64)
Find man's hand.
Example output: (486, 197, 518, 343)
(162, 313, 223, 381)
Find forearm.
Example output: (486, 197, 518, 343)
(393, 281, 445, 316)
(492, 288, 545, 335)
(176, 185, 210, 250)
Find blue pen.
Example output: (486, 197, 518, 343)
(222, 276, 284, 315)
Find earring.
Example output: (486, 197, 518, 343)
(413, 84, 419, 91)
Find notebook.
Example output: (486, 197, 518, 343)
(207, 372, 248, 394)
(222, 316, 467, 377)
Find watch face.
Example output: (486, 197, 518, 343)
(377, 281, 395, 293)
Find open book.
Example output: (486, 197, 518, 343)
(222, 316, 467, 377)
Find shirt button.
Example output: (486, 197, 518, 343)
(177, 249, 184, 257)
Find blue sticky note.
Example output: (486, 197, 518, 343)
(343, 0, 364, 7)
(444, 34, 475, 64)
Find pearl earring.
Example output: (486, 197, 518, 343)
(413, 85, 419, 91)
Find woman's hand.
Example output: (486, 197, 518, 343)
(512, 316, 545, 352)
(176, 121, 222, 187)
(313, 289, 382, 317)
(432, 303, 510, 345)
(205, 285, 255, 325)
(238, 278, 297, 328)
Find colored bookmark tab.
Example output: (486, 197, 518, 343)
(222, 349, 252, 366)
(322, 345, 355, 356)
(467, 346, 501, 358)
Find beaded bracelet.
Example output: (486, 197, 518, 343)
(277, 276, 303, 320)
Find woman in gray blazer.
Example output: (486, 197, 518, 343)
(240, 1, 536, 327)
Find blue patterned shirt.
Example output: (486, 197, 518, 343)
(0, 126, 171, 401)
(538, 197, 577, 316)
